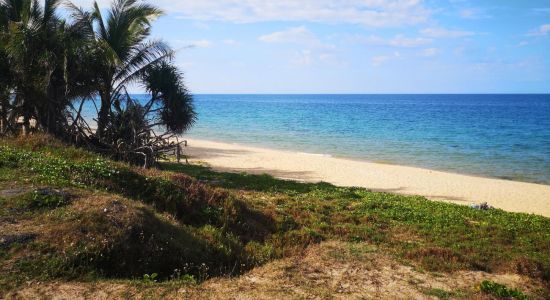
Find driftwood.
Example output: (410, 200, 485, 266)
(158, 140, 188, 164)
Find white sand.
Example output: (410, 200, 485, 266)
(185, 139, 550, 217)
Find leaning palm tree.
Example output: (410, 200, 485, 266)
(68, 0, 173, 138)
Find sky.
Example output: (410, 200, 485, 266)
(71, 0, 550, 94)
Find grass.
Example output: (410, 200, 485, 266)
(0, 134, 549, 296)
(423, 288, 462, 299)
(164, 162, 550, 278)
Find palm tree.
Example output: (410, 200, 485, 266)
(68, 0, 172, 138)
(0, 0, 93, 135)
(0, 0, 61, 134)
(0, 11, 11, 134)
(1, 0, 197, 167)
(141, 61, 196, 134)
(0, 48, 11, 134)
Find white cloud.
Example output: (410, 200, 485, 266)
(517, 41, 529, 47)
(527, 24, 550, 36)
(371, 51, 400, 67)
(371, 56, 390, 67)
(192, 22, 211, 30)
(223, 39, 239, 45)
(469, 59, 534, 72)
(259, 26, 317, 44)
(354, 34, 432, 47)
(459, 8, 491, 19)
(318, 53, 348, 67)
(259, 27, 338, 67)
(259, 26, 335, 50)
(71, 0, 430, 27)
(420, 27, 475, 38)
(420, 47, 439, 57)
(291, 50, 313, 66)
(259, 27, 340, 67)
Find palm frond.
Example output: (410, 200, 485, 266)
(113, 40, 172, 83)
(92, 1, 107, 40)
(64, 2, 95, 40)
(43, 0, 62, 25)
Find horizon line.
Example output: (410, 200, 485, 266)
(128, 92, 550, 95)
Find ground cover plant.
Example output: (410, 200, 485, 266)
(0, 135, 549, 298)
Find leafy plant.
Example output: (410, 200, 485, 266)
(142, 273, 158, 284)
(28, 190, 69, 209)
(479, 280, 529, 300)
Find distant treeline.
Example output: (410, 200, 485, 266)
(0, 0, 196, 167)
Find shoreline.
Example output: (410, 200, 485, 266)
(184, 138, 550, 217)
(186, 135, 548, 186)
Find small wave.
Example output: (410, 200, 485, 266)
(297, 152, 333, 157)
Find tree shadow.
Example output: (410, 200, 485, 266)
(162, 162, 353, 196)
(185, 146, 253, 160)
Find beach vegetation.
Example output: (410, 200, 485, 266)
(0, 0, 195, 167)
(0, 135, 549, 298)
(423, 288, 460, 299)
(479, 280, 529, 300)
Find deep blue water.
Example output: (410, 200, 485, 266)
(82, 94, 550, 184)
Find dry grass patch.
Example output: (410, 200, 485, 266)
(7, 241, 548, 299)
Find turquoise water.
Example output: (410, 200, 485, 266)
(188, 94, 550, 184)
(82, 94, 550, 184)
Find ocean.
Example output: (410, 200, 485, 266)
(82, 94, 550, 184)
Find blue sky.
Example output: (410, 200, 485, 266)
(73, 0, 550, 94)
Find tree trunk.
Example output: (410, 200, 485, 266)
(0, 97, 6, 134)
(22, 113, 30, 136)
(96, 91, 111, 138)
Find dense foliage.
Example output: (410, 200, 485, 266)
(0, 0, 196, 167)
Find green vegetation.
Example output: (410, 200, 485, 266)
(0, 0, 195, 166)
(480, 280, 530, 300)
(164, 162, 550, 277)
(0, 136, 549, 296)
(423, 288, 463, 299)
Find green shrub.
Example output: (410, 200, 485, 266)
(479, 280, 529, 300)
(142, 273, 158, 284)
(28, 190, 69, 209)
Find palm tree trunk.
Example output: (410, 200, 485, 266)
(0, 97, 6, 134)
(96, 91, 111, 138)
(22, 114, 30, 136)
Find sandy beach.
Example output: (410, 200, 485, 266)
(185, 139, 550, 217)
